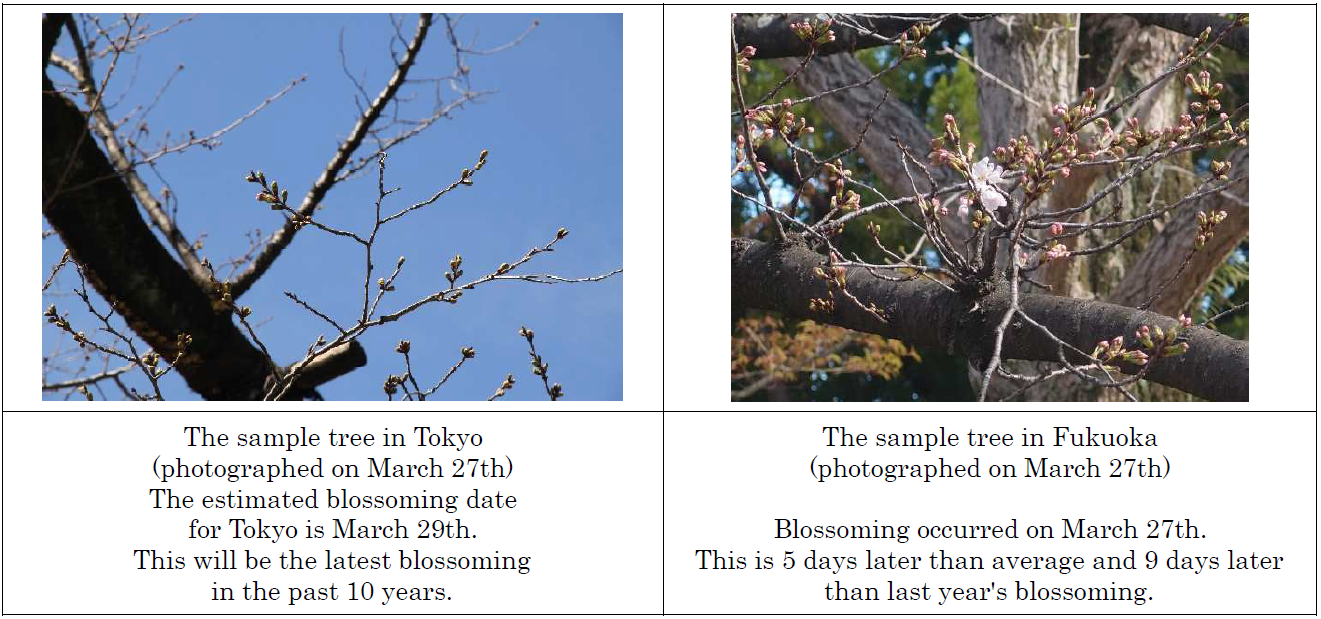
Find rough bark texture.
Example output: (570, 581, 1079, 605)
(973, 14, 1079, 152)
(735, 13, 989, 60)
(733, 238, 1247, 401)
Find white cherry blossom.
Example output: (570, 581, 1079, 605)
(968, 157, 1006, 209)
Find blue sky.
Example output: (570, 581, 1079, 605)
(42, 13, 623, 401)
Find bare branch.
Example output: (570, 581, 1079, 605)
(231, 14, 435, 300)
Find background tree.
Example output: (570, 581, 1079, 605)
(42, 13, 623, 401)
(731, 13, 1248, 402)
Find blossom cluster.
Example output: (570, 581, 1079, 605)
(736, 45, 756, 72)
(790, 17, 836, 47)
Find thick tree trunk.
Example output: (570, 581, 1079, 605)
(732, 238, 1247, 401)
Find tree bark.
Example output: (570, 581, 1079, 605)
(732, 238, 1247, 401)
(735, 13, 990, 59)
(1127, 13, 1247, 54)
(776, 53, 961, 193)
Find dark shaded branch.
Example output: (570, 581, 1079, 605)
(735, 13, 990, 59)
(1128, 13, 1248, 54)
(732, 238, 1248, 401)
(45, 80, 269, 399)
(43, 13, 70, 71)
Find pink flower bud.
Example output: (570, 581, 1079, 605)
(1050, 222, 1064, 236)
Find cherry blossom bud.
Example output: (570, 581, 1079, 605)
(1050, 222, 1064, 236)
(1137, 325, 1154, 348)
(1162, 342, 1190, 357)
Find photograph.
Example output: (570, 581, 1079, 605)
(41, 12, 624, 401)
(730, 13, 1249, 402)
